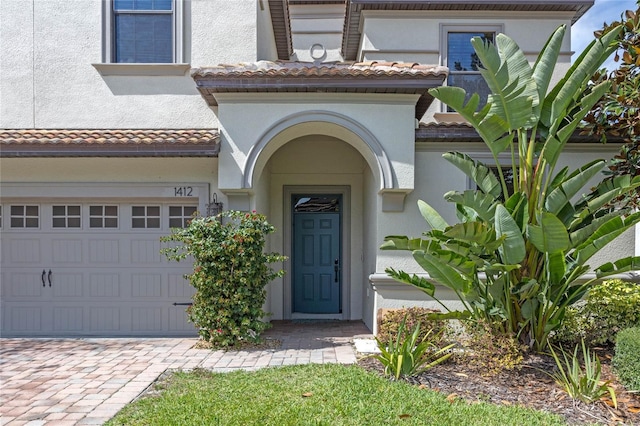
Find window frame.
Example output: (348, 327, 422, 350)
(10, 204, 40, 229)
(102, 0, 184, 64)
(52, 205, 82, 229)
(440, 24, 504, 112)
(169, 205, 197, 228)
(89, 204, 120, 229)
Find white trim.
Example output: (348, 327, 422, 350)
(243, 110, 394, 192)
(92, 63, 190, 76)
(101, 0, 185, 65)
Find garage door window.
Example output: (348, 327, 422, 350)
(90, 205, 119, 228)
(10, 205, 39, 228)
(132, 206, 160, 228)
(169, 205, 197, 228)
(53, 205, 81, 228)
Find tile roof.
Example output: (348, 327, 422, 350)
(192, 60, 447, 78)
(192, 61, 447, 119)
(0, 129, 220, 157)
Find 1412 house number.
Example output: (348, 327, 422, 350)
(173, 186, 194, 197)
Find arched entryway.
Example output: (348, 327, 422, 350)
(246, 114, 382, 322)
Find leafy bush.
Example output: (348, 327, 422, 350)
(162, 210, 286, 347)
(613, 326, 640, 392)
(373, 317, 454, 380)
(547, 340, 616, 407)
(552, 279, 640, 346)
(459, 319, 525, 376)
(377, 307, 448, 346)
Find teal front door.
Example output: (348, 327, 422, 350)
(292, 195, 341, 314)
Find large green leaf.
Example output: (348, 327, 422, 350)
(540, 25, 622, 130)
(532, 25, 565, 119)
(527, 212, 570, 253)
(443, 221, 497, 246)
(428, 87, 508, 146)
(385, 267, 435, 296)
(443, 152, 502, 198)
(544, 160, 605, 214)
(574, 212, 640, 265)
(569, 210, 627, 247)
(412, 250, 473, 294)
(444, 190, 497, 223)
(417, 200, 448, 231)
(472, 33, 537, 130)
(546, 251, 566, 285)
(381, 236, 439, 252)
(494, 204, 526, 264)
(595, 257, 640, 278)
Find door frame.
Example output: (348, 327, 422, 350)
(283, 185, 351, 320)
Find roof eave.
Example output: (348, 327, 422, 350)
(192, 75, 446, 119)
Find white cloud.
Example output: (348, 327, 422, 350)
(571, 0, 638, 71)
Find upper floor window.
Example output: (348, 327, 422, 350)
(102, 0, 184, 65)
(442, 25, 502, 111)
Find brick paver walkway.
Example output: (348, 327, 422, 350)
(0, 321, 372, 425)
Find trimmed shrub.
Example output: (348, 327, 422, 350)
(377, 307, 448, 347)
(552, 279, 640, 346)
(613, 327, 640, 392)
(162, 210, 286, 347)
(459, 319, 525, 375)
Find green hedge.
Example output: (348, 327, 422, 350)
(377, 307, 448, 346)
(552, 279, 640, 346)
(613, 327, 640, 392)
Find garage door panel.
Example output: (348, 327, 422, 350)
(6, 271, 46, 298)
(131, 307, 164, 332)
(168, 274, 194, 299)
(8, 239, 40, 263)
(169, 306, 193, 331)
(89, 273, 121, 297)
(53, 306, 84, 332)
(89, 239, 120, 264)
(8, 306, 44, 333)
(51, 239, 83, 264)
(131, 273, 163, 298)
(131, 239, 162, 264)
(52, 272, 84, 298)
(90, 307, 121, 332)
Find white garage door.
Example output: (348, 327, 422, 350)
(0, 199, 201, 337)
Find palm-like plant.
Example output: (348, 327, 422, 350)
(382, 24, 640, 352)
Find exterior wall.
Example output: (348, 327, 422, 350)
(289, 3, 345, 62)
(358, 11, 574, 122)
(0, 157, 217, 187)
(257, 0, 279, 61)
(370, 141, 638, 317)
(215, 93, 418, 193)
(0, 0, 259, 129)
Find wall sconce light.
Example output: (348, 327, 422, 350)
(206, 192, 224, 218)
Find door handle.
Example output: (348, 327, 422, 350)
(41, 269, 46, 287)
(334, 259, 339, 283)
(48, 270, 52, 287)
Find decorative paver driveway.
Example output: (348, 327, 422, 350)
(0, 321, 371, 425)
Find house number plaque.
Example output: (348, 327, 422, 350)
(172, 186, 195, 197)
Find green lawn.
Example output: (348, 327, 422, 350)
(105, 364, 566, 426)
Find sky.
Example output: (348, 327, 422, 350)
(571, 0, 638, 70)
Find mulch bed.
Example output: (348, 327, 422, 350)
(358, 349, 640, 425)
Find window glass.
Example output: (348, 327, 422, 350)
(90, 205, 119, 228)
(53, 205, 81, 228)
(113, 0, 173, 63)
(447, 31, 494, 111)
(132, 205, 161, 229)
(293, 196, 340, 213)
(169, 205, 197, 228)
(10, 205, 39, 228)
